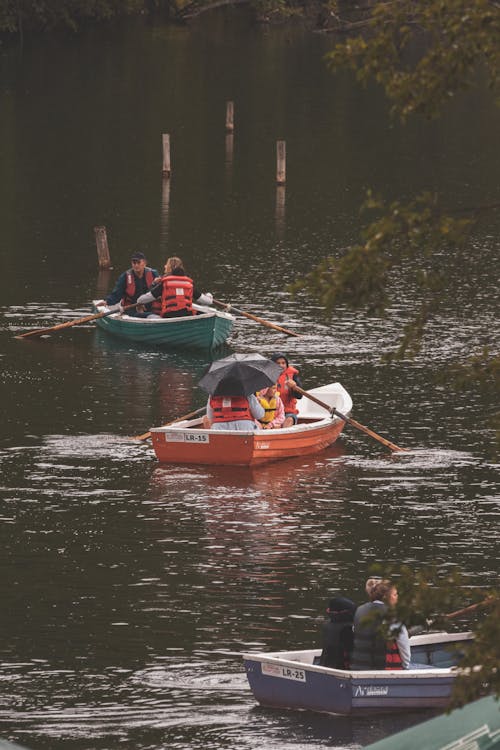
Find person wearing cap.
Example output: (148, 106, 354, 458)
(95, 252, 160, 317)
(270, 353, 303, 428)
(136, 256, 213, 318)
(319, 596, 356, 669)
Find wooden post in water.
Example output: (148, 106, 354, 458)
(162, 133, 171, 178)
(276, 140, 286, 185)
(94, 226, 111, 269)
(160, 177, 171, 253)
(225, 101, 234, 132)
(275, 185, 286, 237)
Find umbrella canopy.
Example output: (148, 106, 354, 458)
(198, 353, 282, 397)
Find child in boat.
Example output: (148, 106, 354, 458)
(319, 596, 356, 669)
(270, 353, 303, 428)
(256, 383, 285, 429)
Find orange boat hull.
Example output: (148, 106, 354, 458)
(151, 419, 346, 466)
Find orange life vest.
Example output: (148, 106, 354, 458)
(123, 268, 161, 312)
(210, 396, 252, 422)
(385, 640, 403, 670)
(160, 275, 194, 315)
(277, 365, 299, 414)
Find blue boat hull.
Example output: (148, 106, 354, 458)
(93, 305, 234, 350)
(243, 632, 473, 715)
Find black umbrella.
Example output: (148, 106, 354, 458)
(198, 353, 282, 397)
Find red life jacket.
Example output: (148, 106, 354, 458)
(160, 275, 194, 316)
(277, 365, 299, 414)
(123, 268, 161, 312)
(210, 396, 252, 422)
(385, 640, 403, 670)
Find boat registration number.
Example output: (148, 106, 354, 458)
(261, 662, 306, 682)
(164, 431, 209, 444)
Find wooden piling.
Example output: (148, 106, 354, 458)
(225, 101, 234, 133)
(275, 185, 286, 237)
(160, 177, 171, 251)
(276, 140, 286, 185)
(162, 133, 171, 178)
(94, 226, 111, 269)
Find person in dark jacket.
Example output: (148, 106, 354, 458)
(95, 251, 160, 318)
(319, 596, 356, 669)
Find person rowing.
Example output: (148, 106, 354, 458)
(270, 352, 303, 428)
(95, 251, 160, 317)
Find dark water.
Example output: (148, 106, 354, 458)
(0, 12, 499, 750)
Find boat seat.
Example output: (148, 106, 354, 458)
(297, 383, 353, 421)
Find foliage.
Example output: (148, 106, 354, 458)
(368, 564, 499, 707)
(326, 0, 500, 121)
(0, 0, 161, 33)
(253, 0, 302, 23)
(289, 190, 475, 358)
(439, 347, 500, 457)
(291, 0, 500, 361)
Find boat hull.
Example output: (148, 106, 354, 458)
(242, 632, 473, 716)
(92, 304, 234, 349)
(151, 418, 346, 466)
(150, 382, 353, 466)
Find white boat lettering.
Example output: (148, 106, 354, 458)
(164, 432, 186, 442)
(257, 443, 270, 450)
(184, 432, 209, 443)
(354, 685, 389, 697)
(261, 662, 306, 682)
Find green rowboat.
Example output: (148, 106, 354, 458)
(92, 302, 234, 350)
(363, 695, 500, 750)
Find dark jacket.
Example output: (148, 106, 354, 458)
(319, 596, 356, 669)
(105, 267, 159, 306)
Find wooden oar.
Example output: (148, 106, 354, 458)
(293, 384, 407, 453)
(15, 303, 140, 339)
(133, 405, 207, 441)
(212, 298, 300, 338)
(444, 596, 496, 620)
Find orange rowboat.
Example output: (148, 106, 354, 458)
(150, 383, 352, 466)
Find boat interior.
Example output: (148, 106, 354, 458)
(255, 631, 474, 673)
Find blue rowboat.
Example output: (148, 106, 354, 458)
(243, 631, 473, 715)
(92, 301, 234, 349)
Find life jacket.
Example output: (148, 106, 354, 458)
(123, 268, 161, 312)
(160, 275, 194, 316)
(351, 602, 404, 671)
(258, 394, 278, 424)
(210, 396, 252, 423)
(385, 639, 403, 670)
(277, 366, 299, 414)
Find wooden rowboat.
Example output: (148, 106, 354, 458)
(92, 301, 235, 349)
(150, 383, 353, 466)
(243, 631, 474, 716)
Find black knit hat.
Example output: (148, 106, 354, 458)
(270, 352, 288, 366)
(131, 251, 146, 261)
